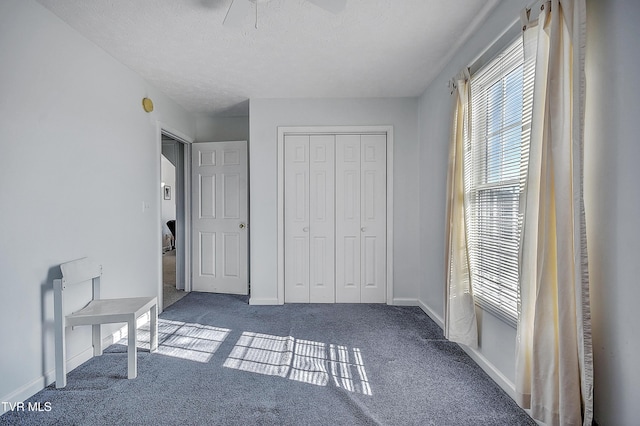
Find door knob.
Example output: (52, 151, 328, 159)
(361, 227, 367, 232)
(303, 227, 309, 232)
(239, 223, 246, 229)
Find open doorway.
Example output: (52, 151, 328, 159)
(161, 132, 190, 309)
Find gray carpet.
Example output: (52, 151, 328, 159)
(1, 293, 535, 425)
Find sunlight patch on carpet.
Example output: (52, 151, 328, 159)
(120, 319, 230, 363)
(223, 331, 372, 395)
(224, 332, 293, 377)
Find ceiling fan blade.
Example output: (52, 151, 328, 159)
(305, 0, 347, 14)
(223, 0, 250, 26)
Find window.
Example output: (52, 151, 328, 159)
(465, 37, 533, 325)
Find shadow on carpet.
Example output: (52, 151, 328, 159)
(1, 293, 535, 425)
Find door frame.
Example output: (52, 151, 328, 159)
(157, 122, 193, 312)
(276, 125, 394, 305)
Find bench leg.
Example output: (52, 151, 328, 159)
(54, 320, 67, 389)
(127, 319, 137, 379)
(53, 285, 67, 389)
(92, 324, 102, 356)
(150, 304, 158, 352)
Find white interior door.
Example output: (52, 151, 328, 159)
(192, 141, 248, 294)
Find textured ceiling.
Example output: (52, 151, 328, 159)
(36, 0, 499, 116)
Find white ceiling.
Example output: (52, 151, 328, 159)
(36, 0, 499, 117)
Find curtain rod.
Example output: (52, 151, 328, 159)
(526, 0, 546, 12)
(449, 0, 551, 90)
(523, 0, 552, 26)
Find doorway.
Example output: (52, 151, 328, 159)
(160, 131, 191, 309)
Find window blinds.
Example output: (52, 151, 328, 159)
(465, 36, 533, 325)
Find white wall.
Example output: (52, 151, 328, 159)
(584, 0, 640, 424)
(0, 0, 196, 406)
(249, 98, 420, 304)
(196, 115, 249, 142)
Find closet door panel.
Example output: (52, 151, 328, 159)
(284, 135, 310, 303)
(309, 135, 335, 303)
(360, 134, 387, 303)
(335, 135, 361, 303)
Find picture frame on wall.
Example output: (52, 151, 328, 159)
(164, 185, 171, 200)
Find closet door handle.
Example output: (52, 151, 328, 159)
(361, 227, 367, 232)
(303, 227, 310, 232)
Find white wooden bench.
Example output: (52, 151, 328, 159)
(53, 258, 158, 388)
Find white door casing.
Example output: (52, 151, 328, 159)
(277, 126, 394, 306)
(282, 130, 388, 303)
(192, 141, 248, 294)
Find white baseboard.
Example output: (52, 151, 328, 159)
(391, 297, 418, 306)
(414, 299, 517, 402)
(457, 344, 517, 401)
(417, 299, 444, 329)
(249, 297, 280, 305)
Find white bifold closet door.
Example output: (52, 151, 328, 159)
(284, 133, 386, 303)
(335, 134, 386, 303)
(285, 135, 335, 303)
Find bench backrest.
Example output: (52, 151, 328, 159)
(54, 257, 102, 301)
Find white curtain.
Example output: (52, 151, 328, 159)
(444, 70, 478, 348)
(516, 1, 593, 425)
